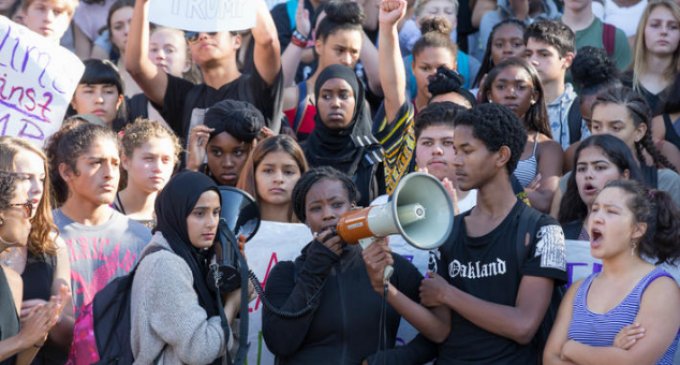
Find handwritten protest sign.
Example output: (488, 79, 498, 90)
(149, 0, 256, 33)
(245, 221, 312, 365)
(0, 16, 84, 146)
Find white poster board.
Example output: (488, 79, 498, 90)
(245, 221, 313, 365)
(149, 0, 256, 32)
(0, 16, 84, 146)
(565, 239, 680, 287)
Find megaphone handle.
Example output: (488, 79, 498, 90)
(358, 237, 394, 281)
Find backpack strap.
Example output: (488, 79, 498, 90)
(602, 23, 616, 57)
(287, 0, 297, 31)
(515, 204, 544, 270)
(568, 96, 582, 146)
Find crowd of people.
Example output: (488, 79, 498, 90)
(1, 0, 680, 363)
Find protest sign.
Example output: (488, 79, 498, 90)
(565, 239, 680, 287)
(149, 0, 256, 33)
(0, 16, 84, 146)
(245, 221, 312, 365)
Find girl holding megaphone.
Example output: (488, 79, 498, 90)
(262, 166, 423, 365)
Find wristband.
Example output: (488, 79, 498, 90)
(291, 34, 307, 49)
(292, 29, 308, 43)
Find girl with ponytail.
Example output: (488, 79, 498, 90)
(544, 179, 680, 364)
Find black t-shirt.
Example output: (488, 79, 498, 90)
(160, 67, 284, 144)
(430, 200, 568, 364)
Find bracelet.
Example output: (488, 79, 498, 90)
(292, 29, 308, 43)
(291, 34, 307, 49)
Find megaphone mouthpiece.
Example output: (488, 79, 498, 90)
(397, 203, 426, 226)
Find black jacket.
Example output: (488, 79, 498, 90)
(262, 239, 422, 365)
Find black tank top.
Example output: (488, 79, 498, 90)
(21, 251, 54, 302)
(21, 252, 69, 365)
(0, 267, 20, 365)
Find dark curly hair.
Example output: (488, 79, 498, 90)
(292, 166, 359, 224)
(454, 103, 528, 175)
(525, 19, 575, 58)
(603, 180, 680, 265)
(46, 120, 120, 205)
(558, 134, 643, 225)
(571, 46, 622, 97)
(0, 171, 20, 211)
(414, 101, 466, 140)
(592, 87, 677, 173)
(481, 57, 552, 139)
(316, 0, 365, 42)
(473, 19, 526, 88)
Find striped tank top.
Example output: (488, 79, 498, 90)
(513, 131, 539, 188)
(568, 267, 680, 364)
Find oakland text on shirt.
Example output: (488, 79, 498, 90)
(449, 258, 508, 279)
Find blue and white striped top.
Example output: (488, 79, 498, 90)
(568, 267, 680, 364)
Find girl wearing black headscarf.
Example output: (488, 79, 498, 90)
(130, 171, 242, 365)
(303, 64, 384, 207)
(187, 99, 265, 187)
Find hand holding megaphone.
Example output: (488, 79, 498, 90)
(361, 237, 395, 294)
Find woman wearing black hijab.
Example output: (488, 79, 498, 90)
(303, 64, 385, 207)
(130, 171, 242, 364)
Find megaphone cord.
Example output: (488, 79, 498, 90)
(248, 269, 324, 318)
(371, 282, 389, 365)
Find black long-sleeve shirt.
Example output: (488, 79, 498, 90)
(262, 240, 422, 365)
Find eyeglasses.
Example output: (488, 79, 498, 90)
(185, 31, 218, 44)
(8, 202, 33, 219)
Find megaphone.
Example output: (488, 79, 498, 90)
(337, 172, 454, 279)
(211, 186, 260, 365)
(208, 186, 261, 294)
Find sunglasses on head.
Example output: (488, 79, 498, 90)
(184, 31, 218, 43)
(8, 202, 33, 219)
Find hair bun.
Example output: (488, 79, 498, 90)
(420, 16, 453, 36)
(324, 0, 365, 26)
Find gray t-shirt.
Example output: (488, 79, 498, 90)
(53, 208, 152, 315)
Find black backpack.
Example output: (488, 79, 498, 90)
(92, 247, 163, 365)
(567, 96, 583, 146)
(514, 205, 566, 364)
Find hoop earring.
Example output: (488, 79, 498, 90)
(0, 235, 19, 246)
(0, 217, 26, 246)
